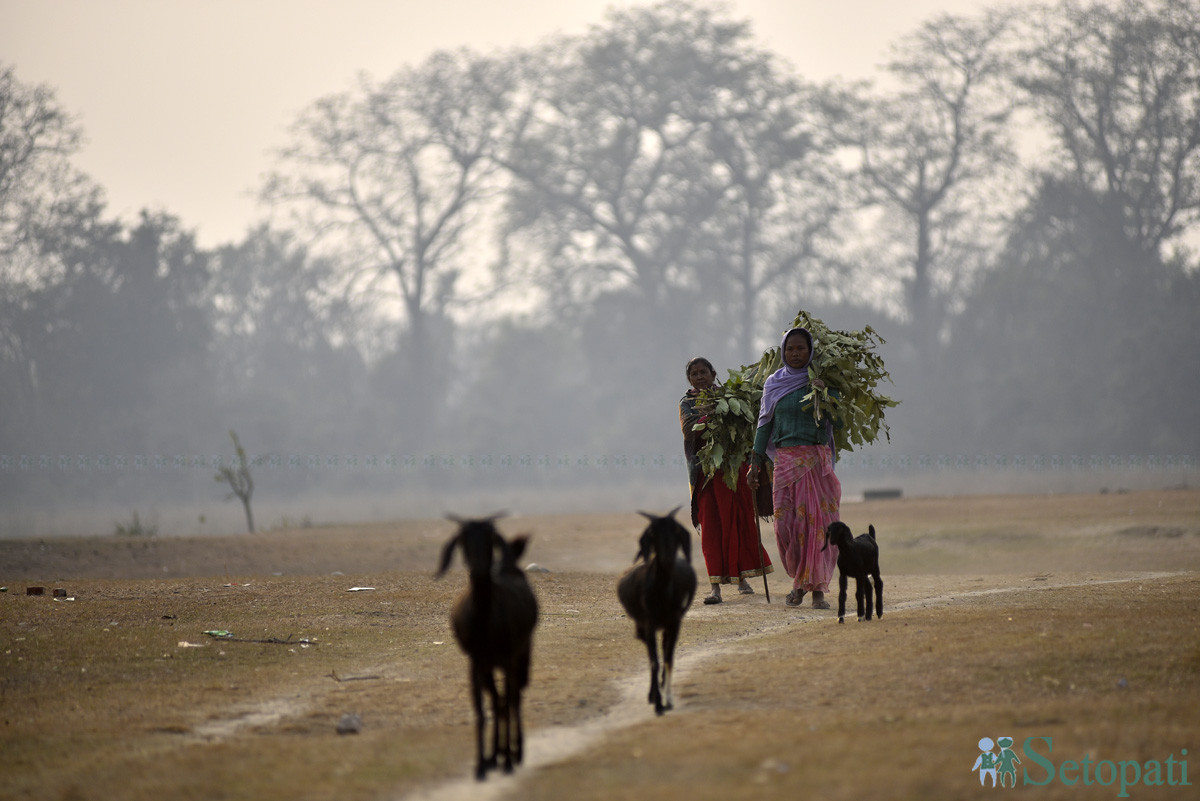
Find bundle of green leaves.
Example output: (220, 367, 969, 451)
(689, 371, 761, 490)
(693, 310, 898, 489)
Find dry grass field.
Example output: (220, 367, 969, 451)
(2, 489, 1199, 801)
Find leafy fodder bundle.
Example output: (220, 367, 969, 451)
(693, 310, 898, 490)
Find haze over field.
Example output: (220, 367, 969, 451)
(2, 1, 1197, 536)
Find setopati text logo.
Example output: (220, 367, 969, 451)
(973, 736, 1190, 796)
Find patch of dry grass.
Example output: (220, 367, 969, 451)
(523, 576, 1200, 801)
(2, 489, 1199, 800)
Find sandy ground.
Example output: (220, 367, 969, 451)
(2, 489, 1199, 801)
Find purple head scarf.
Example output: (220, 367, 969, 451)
(756, 327, 835, 462)
(757, 327, 813, 428)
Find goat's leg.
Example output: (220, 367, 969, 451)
(481, 670, 501, 775)
(510, 651, 530, 767)
(837, 573, 849, 623)
(874, 572, 884, 618)
(643, 633, 662, 712)
(498, 671, 516, 774)
(508, 684, 523, 771)
(469, 668, 488, 781)
(861, 576, 873, 620)
(660, 623, 682, 714)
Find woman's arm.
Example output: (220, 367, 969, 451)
(747, 421, 772, 488)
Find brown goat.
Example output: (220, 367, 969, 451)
(437, 515, 539, 780)
(617, 508, 697, 715)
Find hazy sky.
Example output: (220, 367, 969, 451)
(2, 0, 1014, 248)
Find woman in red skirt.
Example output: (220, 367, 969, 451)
(680, 357, 773, 605)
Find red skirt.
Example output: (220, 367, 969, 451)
(695, 465, 773, 584)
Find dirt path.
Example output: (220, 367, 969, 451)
(3, 489, 1197, 801)
(400, 568, 1184, 801)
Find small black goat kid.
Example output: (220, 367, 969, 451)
(436, 515, 539, 780)
(823, 521, 883, 624)
(617, 507, 697, 715)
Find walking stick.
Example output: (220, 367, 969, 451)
(750, 463, 770, 604)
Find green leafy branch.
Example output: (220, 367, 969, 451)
(691, 370, 761, 490)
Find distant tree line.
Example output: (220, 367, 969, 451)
(2, 0, 1198, 513)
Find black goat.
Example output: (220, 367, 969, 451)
(437, 515, 539, 780)
(617, 508, 697, 715)
(822, 521, 883, 624)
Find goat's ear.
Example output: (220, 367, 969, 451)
(435, 535, 459, 577)
(508, 534, 530, 563)
(666, 505, 683, 520)
(634, 531, 652, 563)
(636, 510, 654, 522)
(823, 522, 847, 551)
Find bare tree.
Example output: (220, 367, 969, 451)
(1013, 0, 1200, 255)
(499, 2, 763, 309)
(0, 64, 86, 256)
(262, 49, 517, 366)
(496, 1, 852, 359)
(215, 430, 255, 533)
(0, 65, 101, 422)
(701, 72, 854, 353)
(844, 10, 1018, 357)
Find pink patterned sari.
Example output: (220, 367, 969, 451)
(771, 444, 841, 592)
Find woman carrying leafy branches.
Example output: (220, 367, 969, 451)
(748, 327, 841, 609)
(692, 311, 896, 608)
(680, 357, 773, 605)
